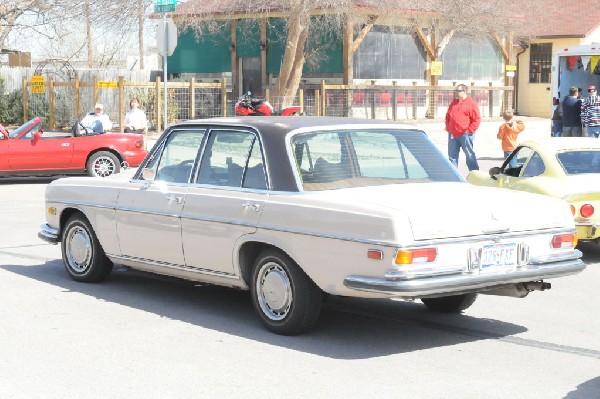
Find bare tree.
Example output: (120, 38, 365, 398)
(0, 0, 57, 49)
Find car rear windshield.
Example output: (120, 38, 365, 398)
(292, 129, 461, 190)
(557, 150, 600, 175)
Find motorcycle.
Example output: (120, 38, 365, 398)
(235, 92, 301, 116)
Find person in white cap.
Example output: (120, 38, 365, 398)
(80, 103, 113, 134)
(582, 85, 600, 138)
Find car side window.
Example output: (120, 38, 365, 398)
(502, 146, 533, 177)
(147, 130, 205, 184)
(242, 140, 267, 189)
(521, 152, 545, 177)
(196, 130, 258, 188)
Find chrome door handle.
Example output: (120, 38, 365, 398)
(166, 195, 183, 204)
(61, 143, 70, 147)
(242, 202, 261, 212)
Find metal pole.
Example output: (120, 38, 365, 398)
(163, 12, 168, 130)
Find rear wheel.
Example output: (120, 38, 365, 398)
(61, 214, 113, 282)
(87, 151, 120, 177)
(421, 293, 478, 313)
(251, 249, 322, 335)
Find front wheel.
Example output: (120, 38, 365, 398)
(251, 249, 322, 335)
(87, 151, 120, 177)
(421, 293, 478, 313)
(61, 214, 113, 282)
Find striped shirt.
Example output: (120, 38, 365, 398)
(582, 95, 600, 126)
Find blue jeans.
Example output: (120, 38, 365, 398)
(448, 133, 479, 171)
(551, 120, 562, 137)
(562, 126, 582, 137)
(504, 151, 517, 168)
(85, 120, 104, 133)
(587, 125, 600, 138)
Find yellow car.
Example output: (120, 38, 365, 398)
(467, 137, 600, 242)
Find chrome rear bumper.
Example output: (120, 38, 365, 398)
(344, 250, 585, 298)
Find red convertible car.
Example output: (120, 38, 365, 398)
(0, 117, 147, 178)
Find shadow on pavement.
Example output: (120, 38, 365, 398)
(0, 176, 59, 185)
(1, 259, 527, 360)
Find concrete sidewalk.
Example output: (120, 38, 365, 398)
(144, 116, 553, 178)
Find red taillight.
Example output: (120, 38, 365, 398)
(395, 248, 437, 264)
(551, 233, 578, 249)
(135, 140, 143, 148)
(580, 204, 594, 218)
(367, 249, 383, 260)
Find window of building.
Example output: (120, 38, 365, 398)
(354, 26, 426, 79)
(440, 34, 502, 80)
(529, 43, 552, 83)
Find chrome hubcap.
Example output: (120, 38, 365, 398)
(66, 226, 92, 273)
(256, 262, 292, 321)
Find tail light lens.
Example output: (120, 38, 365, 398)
(395, 248, 437, 264)
(580, 204, 594, 218)
(569, 205, 576, 216)
(551, 233, 578, 249)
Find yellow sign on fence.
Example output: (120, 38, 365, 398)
(430, 61, 443, 76)
(31, 75, 45, 93)
(505, 64, 517, 71)
(97, 81, 118, 89)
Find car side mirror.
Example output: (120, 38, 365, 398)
(489, 166, 501, 180)
(32, 131, 42, 143)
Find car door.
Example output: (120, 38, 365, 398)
(7, 122, 74, 170)
(115, 128, 206, 265)
(181, 129, 268, 275)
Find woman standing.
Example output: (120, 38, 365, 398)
(124, 98, 148, 134)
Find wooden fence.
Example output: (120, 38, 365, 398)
(22, 76, 514, 132)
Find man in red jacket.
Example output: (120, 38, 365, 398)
(445, 84, 481, 171)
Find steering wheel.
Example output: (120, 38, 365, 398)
(75, 122, 91, 137)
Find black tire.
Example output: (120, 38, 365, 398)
(87, 151, 120, 177)
(421, 293, 478, 313)
(61, 214, 113, 283)
(251, 249, 322, 335)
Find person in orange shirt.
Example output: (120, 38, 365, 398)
(497, 110, 525, 168)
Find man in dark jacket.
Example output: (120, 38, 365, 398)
(562, 86, 582, 137)
(445, 84, 481, 171)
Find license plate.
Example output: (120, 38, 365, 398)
(480, 243, 517, 269)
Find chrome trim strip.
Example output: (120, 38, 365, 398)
(529, 249, 583, 265)
(344, 259, 586, 297)
(38, 224, 60, 244)
(106, 254, 239, 279)
(53, 198, 579, 248)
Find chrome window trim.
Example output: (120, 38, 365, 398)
(106, 254, 239, 280)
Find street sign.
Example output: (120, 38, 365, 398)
(154, 4, 175, 12)
(157, 18, 178, 56)
(154, 0, 176, 13)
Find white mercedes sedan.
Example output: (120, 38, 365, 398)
(39, 117, 585, 335)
